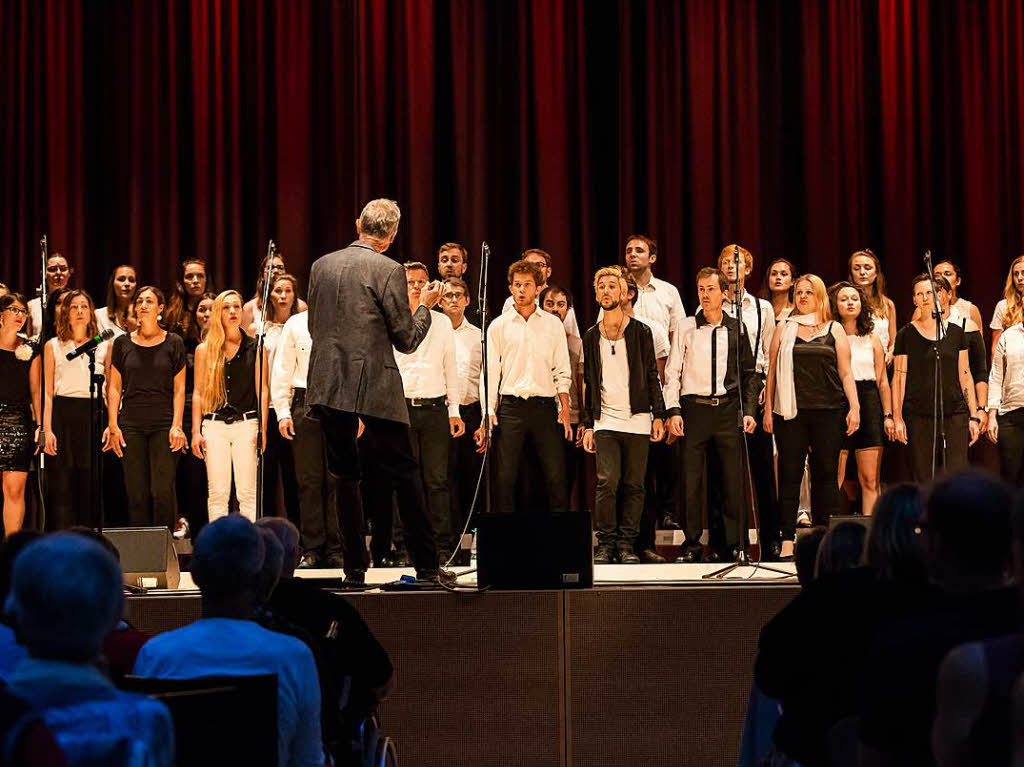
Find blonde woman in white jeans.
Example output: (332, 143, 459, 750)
(191, 290, 268, 521)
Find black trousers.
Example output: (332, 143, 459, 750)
(407, 401, 451, 554)
(594, 430, 649, 544)
(748, 400, 779, 546)
(262, 408, 300, 524)
(315, 406, 438, 575)
(636, 438, 677, 551)
(682, 398, 747, 550)
(291, 390, 340, 556)
(774, 408, 846, 540)
(564, 424, 582, 511)
(122, 424, 180, 529)
(493, 397, 567, 514)
(997, 407, 1024, 485)
(905, 411, 970, 483)
(448, 402, 482, 552)
(177, 421, 208, 540)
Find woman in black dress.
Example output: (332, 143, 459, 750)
(42, 290, 110, 529)
(764, 275, 860, 559)
(0, 293, 41, 536)
(891, 274, 980, 481)
(103, 286, 187, 529)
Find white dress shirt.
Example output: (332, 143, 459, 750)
(28, 297, 42, 339)
(271, 312, 311, 419)
(567, 334, 584, 423)
(483, 305, 572, 415)
(664, 315, 732, 410)
(394, 313, 461, 418)
(451, 317, 482, 405)
(502, 295, 581, 338)
(723, 290, 775, 374)
(49, 337, 109, 398)
(639, 275, 686, 337)
(989, 323, 1024, 414)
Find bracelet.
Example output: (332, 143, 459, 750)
(970, 417, 981, 424)
(976, 406, 986, 413)
(883, 415, 894, 421)
(884, 413, 893, 419)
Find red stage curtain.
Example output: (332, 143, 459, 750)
(2, 0, 1024, 325)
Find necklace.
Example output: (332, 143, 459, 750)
(602, 316, 624, 354)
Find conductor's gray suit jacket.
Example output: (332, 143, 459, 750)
(306, 240, 432, 424)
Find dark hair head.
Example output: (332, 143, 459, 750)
(0, 530, 45, 602)
(795, 527, 827, 586)
(624, 234, 658, 256)
(539, 284, 573, 310)
(443, 277, 470, 295)
(925, 469, 1013, 585)
(135, 285, 166, 307)
(758, 258, 798, 302)
(189, 291, 218, 342)
(0, 292, 28, 314)
(696, 267, 729, 293)
(521, 248, 552, 268)
(911, 273, 952, 296)
(55, 289, 99, 343)
(815, 522, 868, 578)
(269, 273, 301, 319)
(828, 281, 874, 336)
(403, 261, 430, 275)
(437, 242, 468, 263)
(507, 259, 546, 287)
(865, 484, 927, 583)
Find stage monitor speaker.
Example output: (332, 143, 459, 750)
(477, 511, 593, 590)
(828, 514, 874, 533)
(103, 527, 181, 589)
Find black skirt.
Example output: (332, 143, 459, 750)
(52, 396, 98, 470)
(845, 380, 885, 451)
(0, 404, 34, 473)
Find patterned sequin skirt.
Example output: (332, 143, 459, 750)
(0, 404, 35, 472)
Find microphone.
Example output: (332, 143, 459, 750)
(923, 249, 932, 269)
(66, 328, 115, 361)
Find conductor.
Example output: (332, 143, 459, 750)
(306, 199, 452, 585)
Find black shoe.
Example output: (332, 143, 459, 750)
(701, 549, 722, 564)
(395, 552, 412, 567)
(659, 514, 682, 531)
(323, 553, 346, 570)
(616, 543, 640, 564)
(343, 570, 366, 585)
(638, 548, 666, 563)
(417, 568, 458, 586)
(593, 543, 616, 564)
(731, 546, 746, 563)
(762, 541, 782, 562)
(674, 547, 701, 564)
(298, 552, 321, 569)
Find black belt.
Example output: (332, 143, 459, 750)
(501, 395, 554, 405)
(204, 409, 258, 424)
(406, 395, 446, 408)
(684, 392, 737, 407)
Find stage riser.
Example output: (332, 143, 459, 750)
(127, 586, 796, 767)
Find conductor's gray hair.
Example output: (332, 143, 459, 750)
(5, 533, 124, 661)
(359, 199, 401, 241)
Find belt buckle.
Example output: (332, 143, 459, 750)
(409, 398, 422, 407)
(710, 397, 720, 406)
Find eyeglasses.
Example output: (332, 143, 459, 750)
(4, 307, 27, 316)
(441, 293, 467, 302)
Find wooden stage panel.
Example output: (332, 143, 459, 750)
(563, 586, 795, 767)
(348, 590, 566, 767)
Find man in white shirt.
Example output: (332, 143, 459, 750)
(540, 284, 585, 509)
(391, 262, 464, 564)
(665, 268, 759, 563)
(133, 516, 323, 767)
(437, 242, 480, 326)
(440, 277, 482, 562)
(624, 234, 685, 340)
(581, 268, 666, 563)
(476, 259, 573, 513)
(719, 244, 780, 559)
(501, 248, 581, 338)
(272, 310, 342, 568)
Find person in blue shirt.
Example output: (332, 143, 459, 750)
(133, 514, 323, 767)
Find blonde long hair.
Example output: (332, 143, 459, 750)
(197, 290, 243, 414)
(1001, 255, 1024, 329)
(793, 275, 832, 322)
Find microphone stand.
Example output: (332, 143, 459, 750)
(87, 348, 105, 532)
(254, 240, 276, 519)
(35, 235, 49, 529)
(706, 246, 790, 579)
(478, 242, 492, 516)
(923, 250, 946, 478)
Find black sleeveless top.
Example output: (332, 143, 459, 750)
(217, 334, 258, 415)
(793, 323, 845, 410)
(0, 346, 37, 406)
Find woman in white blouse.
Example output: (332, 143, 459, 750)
(43, 290, 109, 529)
(987, 320, 1024, 484)
(990, 254, 1024, 355)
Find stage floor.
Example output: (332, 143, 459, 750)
(167, 560, 796, 591)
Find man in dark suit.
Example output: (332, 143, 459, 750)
(306, 199, 449, 585)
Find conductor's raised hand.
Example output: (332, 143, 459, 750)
(419, 280, 444, 309)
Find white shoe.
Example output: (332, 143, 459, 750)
(173, 517, 189, 540)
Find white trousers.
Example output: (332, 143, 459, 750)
(202, 418, 258, 522)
